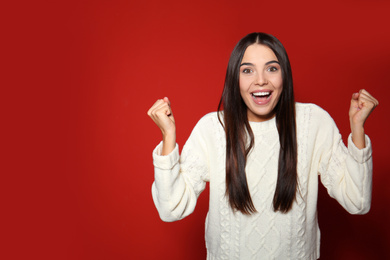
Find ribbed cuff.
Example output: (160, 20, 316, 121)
(152, 141, 180, 170)
(347, 134, 372, 163)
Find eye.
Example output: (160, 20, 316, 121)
(267, 66, 278, 72)
(242, 68, 253, 74)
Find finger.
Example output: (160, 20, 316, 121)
(358, 94, 378, 106)
(358, 93, 379, 108)
(358, 90, 379, 106)
(350, 92, 360, 110)
(147, 97, 173, 118)
(357, 90, 366, 108)
(147, 99, 165, 116)
(151, 103, 174, 125)
(350, 89, 378, 111)
(163, 97, 173, 116)
(151, 102, 170, 119)
(351, 92, 359, 102)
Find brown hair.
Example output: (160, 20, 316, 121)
(218, 32, 297, 214)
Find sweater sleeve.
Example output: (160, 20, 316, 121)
(151, 116, 210, 222)
(315, 107, 373, 214)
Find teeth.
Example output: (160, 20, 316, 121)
(252, 92, 270, 97)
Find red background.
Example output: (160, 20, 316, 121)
(2, 0, 390, 259)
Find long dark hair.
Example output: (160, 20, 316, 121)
(217, 32, 297, 214)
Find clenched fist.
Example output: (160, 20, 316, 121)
(349, 89, 379, 149)
(147, 97, 176, 155)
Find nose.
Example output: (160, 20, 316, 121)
(255, 72, 268, 86)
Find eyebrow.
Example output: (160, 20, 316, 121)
(240, 60, 280, 67)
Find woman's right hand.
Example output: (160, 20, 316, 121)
(147, 97, 176, 155)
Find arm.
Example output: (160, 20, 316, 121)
(318, 90, 378, 214)
(148, 98, 209, 222)
(319, 130, 373, 214)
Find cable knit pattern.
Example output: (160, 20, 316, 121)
(151, 103, 373, 259)
(294, 104, 310, 258)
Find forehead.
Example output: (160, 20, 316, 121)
(241, 44, 278, 63)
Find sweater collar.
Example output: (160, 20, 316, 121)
(248, 116, 277, 132)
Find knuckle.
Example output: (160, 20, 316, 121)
(156, 110, 164, 117)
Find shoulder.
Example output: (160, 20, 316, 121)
(185, 112, 225, 148)
(295, 102, 334, 122)
(190, 111, 224, 135)
(198, 111, 220, 121)
(195, 111, 223, 128)
(296, 102, 328, 115)
(295, 102, 339, 139)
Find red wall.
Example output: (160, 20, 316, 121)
(3, 0, 390, 259)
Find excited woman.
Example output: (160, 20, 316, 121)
(147, 32, 378, 259)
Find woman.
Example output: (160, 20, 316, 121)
(147, 33, 378, 259)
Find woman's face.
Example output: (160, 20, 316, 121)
(239, 44, 283, 122)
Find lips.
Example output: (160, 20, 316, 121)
(251, 90, 273, 105)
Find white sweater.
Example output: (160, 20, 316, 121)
(151, 103, 372, 260)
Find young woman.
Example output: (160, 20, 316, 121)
(147, 32, 378, 259)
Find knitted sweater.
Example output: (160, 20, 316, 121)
(151, 103, 372, 260)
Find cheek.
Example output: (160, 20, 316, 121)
(239, 77, 250, 91)
(239, 87, 247, 101)
(239, 78, 244, 90)
(239, 80, 245, 94)
(277, 79, 283, 89)
(275, 88, 283, 104)
(271, 74, 283, 89)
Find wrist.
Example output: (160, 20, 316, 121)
(162, 132, 176, 155)
(350, 124, 365, 149)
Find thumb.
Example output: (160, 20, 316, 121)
(163, 97, 173, 117)
(350, 92, 360, 109)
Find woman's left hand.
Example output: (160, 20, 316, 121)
(349, 89, 379, 127)
(349, 89, 379, 149)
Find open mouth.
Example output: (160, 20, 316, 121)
(251, 91, 272, 102)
